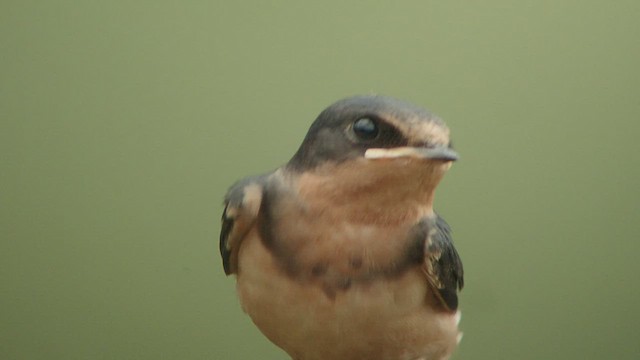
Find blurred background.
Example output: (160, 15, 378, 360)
(2, 1, 639, 359)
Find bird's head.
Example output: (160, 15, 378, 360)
(289, 95, 456, 178)
(286, 95, 457, 215)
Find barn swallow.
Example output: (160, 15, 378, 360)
(220, 95, 463, 360)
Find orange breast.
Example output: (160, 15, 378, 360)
(236, 228, 461, 360)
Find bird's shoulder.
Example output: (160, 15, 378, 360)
(220, 173, 271, 275)
(421, 215, 464, 312)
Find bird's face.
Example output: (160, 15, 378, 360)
(287, 95, 457, 215)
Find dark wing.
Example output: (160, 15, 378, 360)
(220, 175, 268, 275)
(422, 215, 464, 312)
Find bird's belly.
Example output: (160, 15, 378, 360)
(236, 231, 460, 360)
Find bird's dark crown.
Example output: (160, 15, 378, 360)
(287, 95, 451, 171)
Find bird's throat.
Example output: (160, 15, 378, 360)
(290, 159, 445, 225)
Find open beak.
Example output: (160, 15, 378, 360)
(364, 146, 458, 161)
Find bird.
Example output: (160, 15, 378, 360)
(219, 95, 464, 360)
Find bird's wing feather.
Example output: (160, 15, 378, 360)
(422, 215, 464, 311)
(220, 175, 268, 275)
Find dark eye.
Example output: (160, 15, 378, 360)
(352, 118, 379, 141)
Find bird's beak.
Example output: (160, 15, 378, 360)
(364, 146, 458, 161)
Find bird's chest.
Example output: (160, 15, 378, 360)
(236, 228, 459, 360)
(259, 187, 430, 286)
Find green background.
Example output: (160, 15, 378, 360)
(2, 1, 639, 359)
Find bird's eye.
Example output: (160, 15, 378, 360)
(352, 118, 379, 141)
